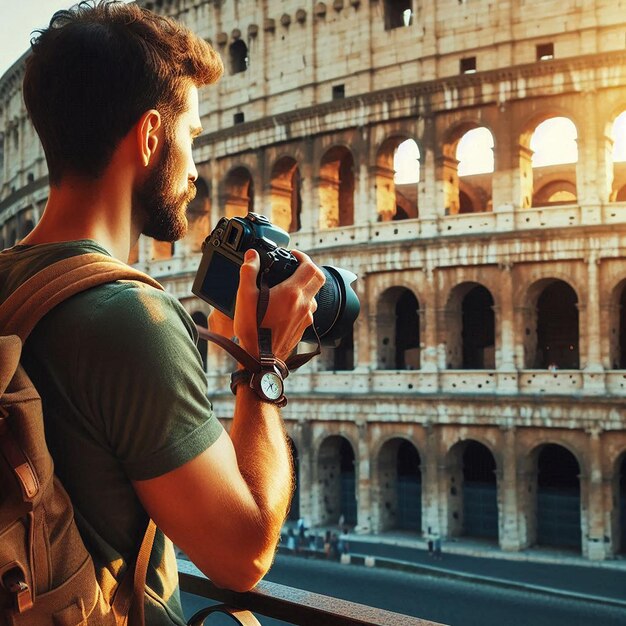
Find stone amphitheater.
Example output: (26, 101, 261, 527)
(2, 0, 626, 560)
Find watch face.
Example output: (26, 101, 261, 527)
(260, 371, 283, 401)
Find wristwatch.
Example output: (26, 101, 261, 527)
(230, 364, 288, 407)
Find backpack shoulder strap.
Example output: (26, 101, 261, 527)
(0, 252, 163, 342)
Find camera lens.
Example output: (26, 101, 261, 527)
(302, 266, 360, 345)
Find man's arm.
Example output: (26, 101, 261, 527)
(132, 249, 325, 591)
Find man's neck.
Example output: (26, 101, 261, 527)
(21, 169, 140, 262)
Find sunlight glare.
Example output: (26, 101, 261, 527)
(394, 139, 420, 185)
(457, 127, 494, 176)
(531, 117, 578, 167)
(612, 112, 626, 162)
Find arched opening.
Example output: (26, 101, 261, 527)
(535, 444, 581, 550)
(462, 285, 495, 369)
(288, 438, 300, 522)
(462, 441, 498, 540)
(532, 180, 577, 206)
(445, 283, 495, 369)
(530, 117, 578, 207)
(610, 111, 626, 202)
(270, 157, 302, 233)
(377, 439, 421, 532)
(446, 440, 498, 541)
(223, 167, 254, 218)
(534, 280, 579, 369)
(377, 287, 420, 370)
(319, 146, 354, 228)
(187, 176, 211, 253)
(376, 137, 419, 222)
(191, 312, 208, 371)
(317, 436, 357, 527)
(455, 127, 494, 213)
(229, 39, 248, 74)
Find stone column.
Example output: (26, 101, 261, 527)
(583, 254, 606, 394)
(512, 144, 533, 210)
(499, 427, 522, 550)
(497, 263, 519, 392)
(299, 141, 316, 231)
(577, 91, 603, 225)
(421, 425, 442, 537)
(295, 421, 314, 525)
(355, 421, 372, 533)
(585, 428, 609, 560)
(416, 115, 439, 236)
(354, 158, 370, 226)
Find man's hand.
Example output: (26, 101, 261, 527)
(232, 248, 325, 361)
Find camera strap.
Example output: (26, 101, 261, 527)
(195, 278, 322, 375)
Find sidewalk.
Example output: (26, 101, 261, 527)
(279, 524, 626, 609)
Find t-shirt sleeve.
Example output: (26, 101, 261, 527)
(73, 282, 223, 480)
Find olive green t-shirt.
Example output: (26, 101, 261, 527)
(0, 240, 223, 625)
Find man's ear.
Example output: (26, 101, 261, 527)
(137, 110, 162, 167)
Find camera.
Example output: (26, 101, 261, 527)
(192, 212, 360, 345)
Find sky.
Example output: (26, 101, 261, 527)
(0, 0, 131, 78)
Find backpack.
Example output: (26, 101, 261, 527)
(0, 252, 163, 626)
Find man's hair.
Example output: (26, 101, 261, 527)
(23, 0, 223, 185)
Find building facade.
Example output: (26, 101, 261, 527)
(2, 0, 626, 560)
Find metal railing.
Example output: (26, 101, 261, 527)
(177, 559, 445, 626)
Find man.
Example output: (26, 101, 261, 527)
(0, 1, 324, 624)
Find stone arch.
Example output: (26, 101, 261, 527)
(441, 122, 495, 215)
(527, 116, 579, 208)
(522, 278, 580, 369)
(445, 439, 498, 541)
(456, 127, 494, 213)
(608, 278, 626, 369)
(187, 175, 211, 253)
(222, 166, 254, 218)
(319, 145, 354, 228)
(375, 136, 419, 222)
(374, 437, 422, 533)
(608, 109, 626, 202)
(190, 312, 208, 371)
(444, 282, 495, 369)
(532, 179, 577, 206)
(270, 156, 302, 233)
(529, 443, 582, 551)
(229, 39, 248, 74)
(316, 435, 357, 527)
(288, 437, 300, 522)
(376, 286, 421, 370)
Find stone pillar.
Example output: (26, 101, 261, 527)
(512, 144, 533, 210)
(355, 421, 371, 533)
(585, 428, 609, 560)
(421, 425, 442, 537)
(516, 466, 536, 549)
(583, 254, 606, 394)
(417, 115, 439, 236)
(420, 275, 439, 373)
(437, 154, 460, 216)
(499, 427, 522, 550)
(497, 263, 519, 392)
(295, 421, 314, 525)
(577, 91, 603, 225)
(354, 158, 370, 226)
(299, 143, 316, 231)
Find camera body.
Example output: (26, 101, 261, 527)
(193, 213, 299, 318)
(192, 212, 360, 345)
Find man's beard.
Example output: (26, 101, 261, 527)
(135, 139, 197, 242)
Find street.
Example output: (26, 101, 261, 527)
(181, 554, 626, 626)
